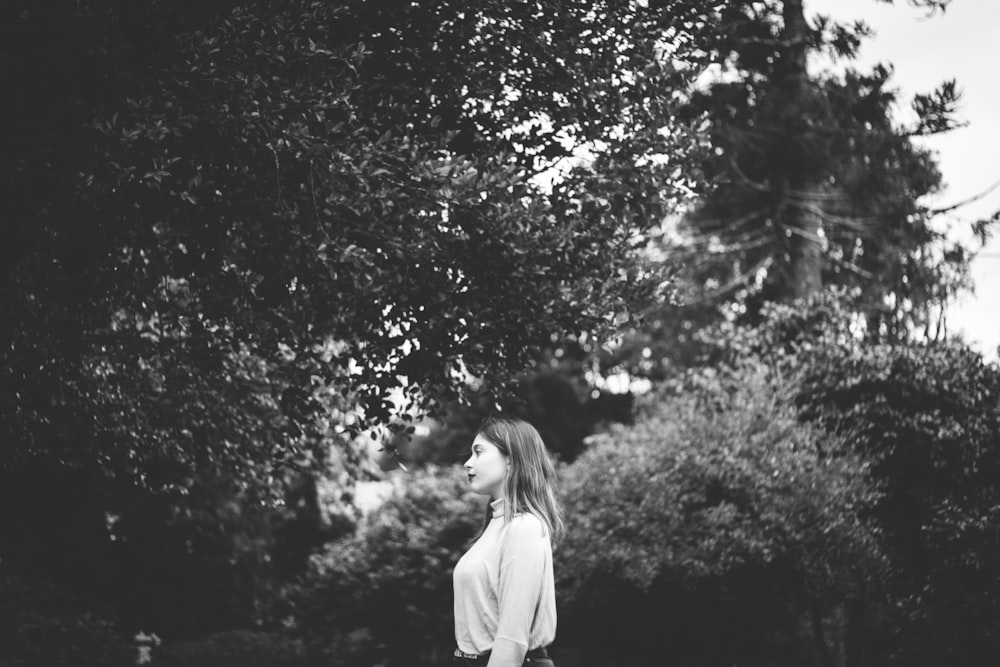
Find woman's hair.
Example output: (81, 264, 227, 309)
(476, 416, 564, 542)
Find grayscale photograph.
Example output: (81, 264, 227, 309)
(2, 1, 998, 665)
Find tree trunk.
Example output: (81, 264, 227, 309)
(777, 0, 825, 300)
(845, 595, 865, 667)
(812, 603, 837, 667)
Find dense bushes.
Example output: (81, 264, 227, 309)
(291, 358, 887, 667)
(292, 467, 482, 666)
(16, 291, 989, 667)
(697, 295, 1000, 665)
(556, 368, 883, 667)
(798, 341, 1000, 665)
(157, 630, 308, 667)
(119, 324, 997, 667)
(177, 300, 1000, 667)
(295, 297, 1000, 667)
(0, 566, 131, 667)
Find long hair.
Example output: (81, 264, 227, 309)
(476, 417, 564, 542)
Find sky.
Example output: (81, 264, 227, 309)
(809, 0, 1000, 360)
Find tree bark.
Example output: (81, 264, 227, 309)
(845, 594, 867, 667)
(812, 603, 837, 667)
(777, 0, 825, 300)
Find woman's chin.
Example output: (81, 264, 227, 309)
(467, 481, 492, 496)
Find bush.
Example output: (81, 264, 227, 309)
(293, 466, 481, 667)
(696, 293, 1000, 665)
(157, 630, 308, 667)
(0, 567, 132, 667)
(799, 341, 1000, 665)
(556, 367, 883, 667)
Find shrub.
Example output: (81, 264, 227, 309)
(799, 341, 1000, 665)
(0, 567, 132, 667)
(157, 630, 307, 667)
(696, 293, 1000, 665)
(293, 466, 481, 667)
(557, 367, 884, 667)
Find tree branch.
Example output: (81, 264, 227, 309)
(927, 177, 1000, 215)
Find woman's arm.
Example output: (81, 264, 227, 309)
(487, 638, 528, 667)
(487, 515, 548, 667)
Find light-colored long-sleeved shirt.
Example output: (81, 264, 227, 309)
(453, 498, 556, 667)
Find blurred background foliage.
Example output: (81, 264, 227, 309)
(2, 0, 998, 666)
(556, 360, 885, 667)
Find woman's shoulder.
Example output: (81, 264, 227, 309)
(504, 511, 549, 540)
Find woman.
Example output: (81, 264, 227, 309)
(452, 417, 562, 667)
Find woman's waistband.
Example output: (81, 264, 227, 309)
(453, 645, 549, 664)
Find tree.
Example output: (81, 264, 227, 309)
(392, 362, 636, 467)
(0, 0, 727, 483)
(526, 1, 972, 393)
(0, 0, 729, 637)
(678, 0, 963, 313)
(576, 2, 972, 392)
(586, 0, 966, 386)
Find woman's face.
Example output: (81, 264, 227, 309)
(464, 434, 508, 498)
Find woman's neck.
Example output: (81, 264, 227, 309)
(490, 497, 504, 518)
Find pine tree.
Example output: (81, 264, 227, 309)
(674, 0, 964, 341)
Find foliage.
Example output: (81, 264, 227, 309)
(680, 65, 965, 326)
(3, 2, 990, 665)
(0, 338, 351, 635)
(556, 364, 883, 667)
(292, 467, 481, 667)
(157, 630, 308, 667)
(291, 294, 1000, 667)
(593, 0, 974, 387)
(395, 358, 635, 467)
(654, 291, 1000, 665)
(0, 0, 724, 641)
(674, 0, 969, 317)
(1, 0, 720, 470)
(798, 339, 1000, 665)
(0, 566, 132, 667)
(108, 470, 283, 636)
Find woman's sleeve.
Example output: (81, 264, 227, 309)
(486, 515, 548, 667)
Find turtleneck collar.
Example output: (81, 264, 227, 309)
(490, 497, 504, 518)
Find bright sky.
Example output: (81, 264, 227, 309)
(809, 0, 1000, 360)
